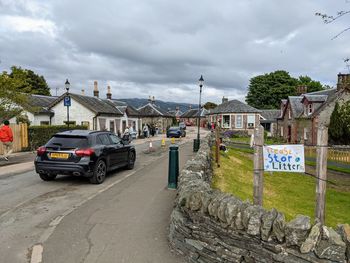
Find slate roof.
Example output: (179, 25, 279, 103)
(107, 100, 140, 117)
(305, 88, 337, 96)
(260, 110, 280, 122)
(168, 110, 183, 117)
(288, 96, 304, 118)
(49, 93, 123, 116)
(23, 94, 57, 115)
(181, 108, 208, 118)
(302, 95, 328, 103)
(210, 100, 261, 114)
(137, 103, 172, 117)
(311, 88, 342, 117)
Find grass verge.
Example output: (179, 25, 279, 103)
(212, 147, 350, 227)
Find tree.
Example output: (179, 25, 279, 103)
(8, 66, 51, 95)
(329, 102, 343, 143)
(298, 75, 324, 93)
(246, 70, 325, 109)
(0, 72, 28, 120)
(203, 101, 217, 110)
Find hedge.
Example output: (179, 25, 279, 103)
(28, 125, 88, 150)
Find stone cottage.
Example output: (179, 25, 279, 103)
(137, 96, 173, 133)
(208, 97, 261, 135)
(277, 73, 350, 145)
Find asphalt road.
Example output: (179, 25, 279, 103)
(42, 142, 194, 263)
(0, 132, 200, 263)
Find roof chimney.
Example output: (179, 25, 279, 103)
(81, 89, 85, 96)
(189, 105, 192, 110)
(93, 81, 99, 98)
(106, 85, 112, 100)
(337, 73, 350, 91)
(296, 85, 307, 95)
(148, 95, 152, 103)
(222, 96, 228, 104)
(176, 106, 179, 111)
(152, 96, 155, 104)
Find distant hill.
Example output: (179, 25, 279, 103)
(118, 98, 197, 113)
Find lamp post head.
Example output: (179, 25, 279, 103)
(198, 75, 204, 88)
(65, 79, 70, 92)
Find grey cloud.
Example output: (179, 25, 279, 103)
(0, 0, 350, 104)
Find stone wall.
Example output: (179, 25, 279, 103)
(169, 135, 350, 263)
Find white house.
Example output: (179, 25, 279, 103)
(9, 94, 56, 125)
(48, 82, 142, 136)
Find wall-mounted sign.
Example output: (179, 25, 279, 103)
(263, 144, 305, 173)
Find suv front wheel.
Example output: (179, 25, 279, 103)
(127, 151, 136, 170)
(90, 159, 107, 184)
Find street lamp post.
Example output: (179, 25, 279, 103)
(65, 79, 71, 128)
(193, 75, 204, 152)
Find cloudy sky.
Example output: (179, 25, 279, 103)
(0, 0, 349, 104)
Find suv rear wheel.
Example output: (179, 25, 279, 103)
(39, 173, 57, 181)
(89, 159, 106, 184)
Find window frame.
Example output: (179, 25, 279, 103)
(222, 115, 230, 128)
(235, 114, 243, 128)
(247, 114, 255, 129)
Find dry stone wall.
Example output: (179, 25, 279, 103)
(169, 135, 350, 263)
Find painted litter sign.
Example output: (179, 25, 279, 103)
(263, 145, 305, 173)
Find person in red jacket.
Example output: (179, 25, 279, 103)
(0, 120, 13, 161)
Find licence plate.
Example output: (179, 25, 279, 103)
(50, 153, 69, 159)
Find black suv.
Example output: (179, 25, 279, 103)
(34, 130, 136, 184)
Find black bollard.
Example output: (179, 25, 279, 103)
(168, 144, 179, 189)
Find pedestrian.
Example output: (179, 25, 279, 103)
(143, 125, 149, 138)
(0, 120, 13, 161)
(123, 126, 131, 143)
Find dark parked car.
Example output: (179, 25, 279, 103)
(34, 130, 136, 184)
(179, 122, 186, 130)
(166, 126, 186, 138)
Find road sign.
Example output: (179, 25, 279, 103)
(64, 96, 71, 107)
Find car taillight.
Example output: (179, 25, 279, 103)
(75, 148, 95, 157)
(37, 146, 46, 156)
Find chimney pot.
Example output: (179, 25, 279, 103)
(81, 89, 85, 96)
(107, 85, 112, 100)
(222, 96, 228, 104)
(93, 81, 99, 98)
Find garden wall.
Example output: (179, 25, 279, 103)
(169, 134, 350, 263)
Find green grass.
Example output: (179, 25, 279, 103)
(305, 160, 350, 174)
(212, 148, 350, 226)
(230, 136, 285, 145)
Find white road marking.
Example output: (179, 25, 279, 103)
(30, 245, 43, 263)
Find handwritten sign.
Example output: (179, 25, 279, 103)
(263, 145, 305, 173)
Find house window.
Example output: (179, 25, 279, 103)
(110, 120, 115, 133)
(236, 115, 243, 128)
(223, 115, 230, 128)
(247, 115, 255, 128)
(288, 110, 291, 119)
(280, 127, 284, 136)
(40, 121, 49, 126)
(307, 104, 313, 115)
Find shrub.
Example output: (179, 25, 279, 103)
(223, 130, 235, 138)
(28, 125, 88, 150)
